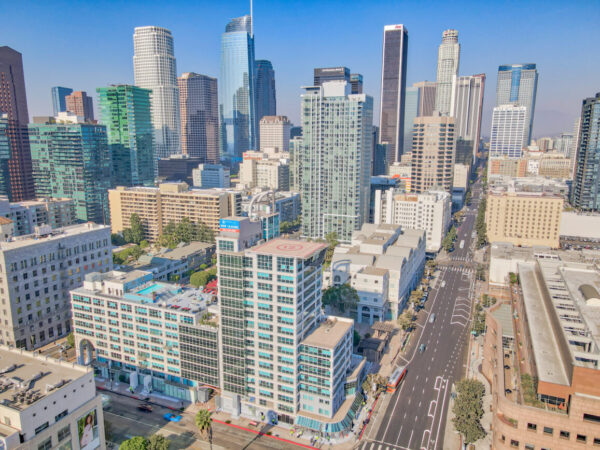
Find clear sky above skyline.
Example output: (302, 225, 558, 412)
(4, 0, 599, 138)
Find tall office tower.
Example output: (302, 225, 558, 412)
(301, 81, 373, 242)
(134, 26, 181, 159)
(178, 72, 219, 163)
(571, 93, 600, 210)
(0, 115, 12, 197)
(0, 46, 35, 201)
(372, 126, 387, 176)
(51, 86, 73, 116)
(403, 87, 420, 153)
(489, 104, 527, 158)
(434, 29, 460, 115)
(313, 66, 350, 86)
(65, 91, 94, 121)
(219, 15, 256, 161)
(379, 24, 408, 164)
(451, 74, 485, 165)
(350, 73, 363, 94)
(259, 115, 291, 152)
(29, 116, 111, 223)
(496, 63, 538, 145)
(410, 114, 455, 193)
(413, 81, 437, 117)
(290, 126, 302, 138)
(254, 60, 276, 127)
(97, 84, 155, 187)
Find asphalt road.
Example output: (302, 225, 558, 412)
(102, 390, 304, 449)
(359, 173, 484, 450)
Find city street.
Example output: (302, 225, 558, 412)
(359, 174, 483, 450)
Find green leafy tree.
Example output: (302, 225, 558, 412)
(111, 233, 126, 246)
(66, 332, 75, 348)
(129, 214, 145, 244)
(322, 284, 359, 313)
(452, 378, 487, 444)
(195, 408, 213, 438)
(361, 373, 387, 395)
(397, 311, 413, 331)
(148, 434, 170, 450)
(442, 226, 457, 252)
(324, 232, 339, 267)
(120, 436, 148, 450)
(353, 330, 361, 347)
(190, 267, 217, 287)
(194, 222, 215, 243)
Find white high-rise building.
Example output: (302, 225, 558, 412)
(134, 26, 181, 159)
(434, 29, 460, 116)
(259, 116, 291, 153)
(489, 104, 527, 158)
(451, 74, 486, 165)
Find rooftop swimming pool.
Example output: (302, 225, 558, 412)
(137, 283, 165, 295)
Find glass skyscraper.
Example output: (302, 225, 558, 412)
(434, 29, 460, 116)
(403, 87, 420, 154)
(496, 63, 538, 145)
(571, 93, 600, 210)
(489, 104, 527, 158)
(301, 81, 373, 242)
(97, 84, 155, 187)
(379, 25, 408, 164)
(451, 74, 485, 165)
(133, 26, 181, 159)
(254, 60, 276, 141)
(51, 86, 73, 116)
(219, 15, 256, 161)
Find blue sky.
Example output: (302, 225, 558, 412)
(4, 0, 599, 138)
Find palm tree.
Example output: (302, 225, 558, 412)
(195, 409, 213, 439)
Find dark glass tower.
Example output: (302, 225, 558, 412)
(379, 25, 408, 165)
(51, 86, 73, 116)
(0, 46, 35, 201)
(254, 60, 276, 146)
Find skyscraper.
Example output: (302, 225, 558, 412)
(0, 114, 11, 197)
(254, 60, 276, 123)
(411, 114, 455, 193)
(301, 81, 373, 242)
(97, 84, 155, 187)
(51, 86, 73, 116)
(313, 66, 350, 86)
(496, 63, 538, 145)
(178, 72, 219, 163)
(451, 74, 485, 165)
(133, 26, 180, 159)
(414, 81, 437, 117)
(0, 46, 35, 201)
(29, 116, 111, 223)
(489, 104, 527, 158)
(65, 91, 94, 121)
(259, 115, 291, 152)
(219, 15, 256, 161)
(403, 87, 420, 154)
(571, 93, 600, 210)
(350, 73, 364, 94)
(379, 24, 408, 164)
(434, 29, 460, 116)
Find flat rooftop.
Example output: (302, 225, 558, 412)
(491, 303, 515, 339)
(302, 317, 352, 349)
(251, 238, 327, 259)
(560, 212, 600, 240)
(0, 346, 90, 411)
(0, 222, 108, 250)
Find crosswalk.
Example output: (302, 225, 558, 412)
(359, 441, 411, 450)
(451, 255, 472, 262)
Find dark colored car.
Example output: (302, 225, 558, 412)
(505, 389, 512, 394)
(137, 403, 153, 412)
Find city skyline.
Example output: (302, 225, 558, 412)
(3, 0, 597, 139)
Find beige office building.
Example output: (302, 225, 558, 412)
(486, 188, 563, 248)
(410, 114, 455, 193)
(109, 182, 241, 242)
(489, 157, 528, 177)
(259, 115, 291, 152)
(239, 151, 290, 191)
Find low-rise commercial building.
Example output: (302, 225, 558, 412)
(0, 346, 105, 450)
(239, 151, 290, 191)
(109, 182, 241, 242)
(0, 223, 112, 350)
(324, 224, 426, 322)
(560, 212, 600, 248)
(157, 155, 203, 186)
(71, 270, 220, 401)
(0, 197, 75, 236)
(241, 190, 301, 223)
(488, 156, 528, 178)
(192, 163, 230, 189)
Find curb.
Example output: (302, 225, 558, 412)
(97, 386, 183, 411)
(212, 419, 318, 449)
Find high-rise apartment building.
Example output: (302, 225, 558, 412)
(571, 93, 600, 210)
(108, 182, 241, 242)
(301, 81, 373, 242)
(65, 91, 94, 122)
(313, 66, 350, 86)
(403, 87, 419, 153)
(97, 84, 155, 187)
(0, 222, 112, 349)
(451, 74, 485, 165)
(379, 25, 408, 163)
(410, 114, 455, 193)
(434, 29, 460, 116)
(255, 60, 276, 139)
(496, 63, 538, 145)
(413, 81, 437, 117)
(489, 104, 527, 158)
(239, 151, 290, 191)
(134, 26, 181, 159)
(289, 136, 302, 191)
(350, 73, 363, 94)
(178, 72, 219, 163)
(0, 197, 75, 236)
(0, 46, 35, 201)
(259, 115, 291, 152)
(219, 15, 256, 161)
(28, 116, 111, 223)
(51, 86, 73, 116)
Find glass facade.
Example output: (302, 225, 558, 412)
(0, 114, 12, 198)
(254, 60, 276, 146)
(219, 15, 256, 162)
(51, 86, 73, 116)
(97, 85, 155, 187)
(403, 87, 419, 154)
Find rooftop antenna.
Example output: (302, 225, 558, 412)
(250, 0, 254, 37)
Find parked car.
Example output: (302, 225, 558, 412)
(138, 403, 153, 412)
(163, 413, 182, 422)
(505, 388, 512, 394)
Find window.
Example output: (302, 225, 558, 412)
(527, 423, 537, 432)
(525, 445, 534, 450)
(593, 437, 600, 446)
(55, 409, 68, 421)
(543, 427, 553, 436)
(577, 435, 587, 443)
(35, 422, 49, 434)
(560, 430, 570, 440)
(38, 438, 52, 450)
(510, 440, 519, 448)
(584, 413, 600, 424)
(57, 425, 71, 441)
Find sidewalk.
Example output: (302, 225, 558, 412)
(96, 377, 185, 411)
